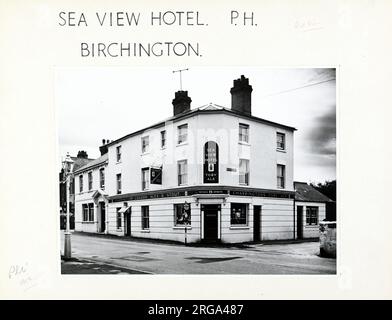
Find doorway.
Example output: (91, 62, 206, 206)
(100, 202, 106, 233)
(297, 205, 303, 239)
(124, 208, 131, 236)
(202, 204, 220, 241)
(253, 205, 261, 242)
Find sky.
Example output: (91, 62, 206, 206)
(56, 67, 336, 184)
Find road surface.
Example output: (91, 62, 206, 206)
(60, 232, 336, 274)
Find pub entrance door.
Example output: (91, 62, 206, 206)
(124, 209, 131, 237)
(297, 206, 303, 239)
(100, 202, 106, 233)
(253, 205, 261, 242)
(202, 204, 220, 242)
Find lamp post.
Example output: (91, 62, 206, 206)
(183, 201, 190, 245)
(62, 153, 74, 260)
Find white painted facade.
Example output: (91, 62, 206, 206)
(74, 156, 108, 234)
(105, 112, 294, 194)
(73, 106, 298, 243)
(294, 202, 326, 239)
(71, 75, 320, 244)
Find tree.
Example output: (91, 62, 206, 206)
(311, 180, 336, 221)
(310, 180, 336, 201)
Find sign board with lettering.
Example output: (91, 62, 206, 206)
(203, 141, 219, 183)
(109, 186, 295, 202)
(150, 167, 162, 184)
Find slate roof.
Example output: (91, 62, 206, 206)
(294, 182, 333, 203)
(105, 104, 297, 148)
(74, 153, 108, 174)
(71, 156, 95, 172)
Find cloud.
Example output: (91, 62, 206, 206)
(308, 68, 336, 83)
(306, 105, 336, 159)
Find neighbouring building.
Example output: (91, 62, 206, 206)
(72, 142, 110, 233)
(59, 150, 94, 230)
(294, 181, 334, 239)
(73, 75, 299, 243)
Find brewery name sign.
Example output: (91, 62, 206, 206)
(109, 186, 294, 202)
(203, 141, 219, 183)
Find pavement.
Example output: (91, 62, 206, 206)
(60, 231, 336, 274)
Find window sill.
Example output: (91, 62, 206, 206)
(173, 226, 192, 230)
(238, 141, 250, 146)
(305, 225, 318, 228)
(176, 142, 188, 147)
(276, 149, 286, 153)
(229, 226, 249, 230)
(141, 229, 150, 233)
(116, 161, 122, 164)
(79, 190, 95, 195)
(82, 221, 95, 224)
(239, 183, 249, 186)
(161, 147, 166, 150)
(141, 152, 150, 156)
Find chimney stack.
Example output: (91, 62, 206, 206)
(172, 91, 192, 116)
(77, 150, 88, 159)
(99, 139, 109, 156)
(230, 75, 253, 115)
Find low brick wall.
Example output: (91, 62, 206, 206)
(319, 221, 336, 258)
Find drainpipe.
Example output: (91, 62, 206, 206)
(106, 201, 109, 234)
(293, 195, 296, 240)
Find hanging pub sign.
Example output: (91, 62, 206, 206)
(203, 141, 219, 183)
(150, 167, 162, 184)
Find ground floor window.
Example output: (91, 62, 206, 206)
(88, 203, 94, 221)
(306, 206, 319, 225)
(116, 208, 122, 229)
(82, 203, 94, 222)
(82, 204, 88, 221)
(230, 203, 248, 225)
(174, 203, 191, 225)
(142, 206, 149, 229)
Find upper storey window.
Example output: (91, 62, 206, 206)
(79, 175, 83, 193)
(141, 168, 150, 190)
(116, 173, 122, 194)
(88, 172, 93, 191)
(161, 130, 166, 148)
(239, 159, 249, 185)
(239, 123, 249, 143)
(141, 136, 149, 153)
(177, 160, 188, 186)
(177, 124, 188, 144)
(277, 164, 285, 189)
(277, 132, 286, 151)
(99, 168, 105, 190)
(116, 145, 122, 162)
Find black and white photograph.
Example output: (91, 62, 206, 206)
(57, 67, 336, 274)
(2, 0, 391, 302)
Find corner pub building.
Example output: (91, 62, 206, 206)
(74, 75, 298, 243)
